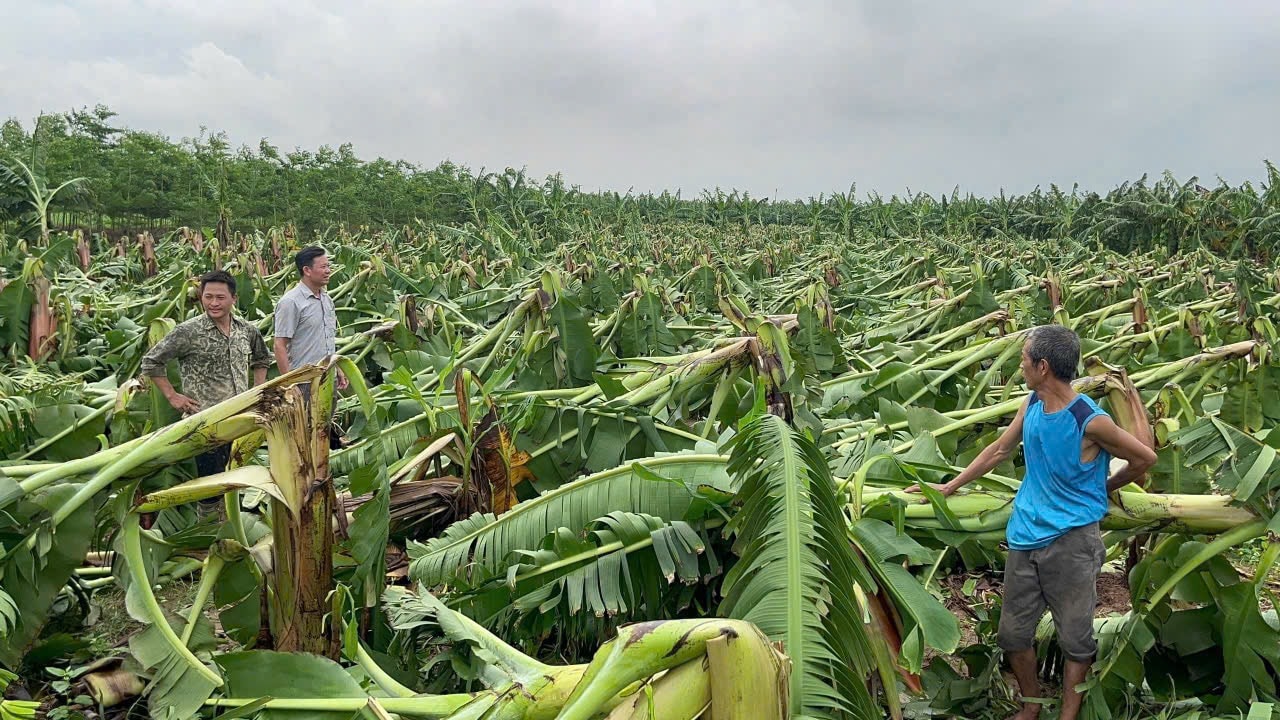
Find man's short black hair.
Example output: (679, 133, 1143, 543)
(199, 270, 237, 296)
(1027, 324, 1081, 382)
(295, 246, 327, 276)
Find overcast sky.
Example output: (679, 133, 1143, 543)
(2, 1, 1278, 200)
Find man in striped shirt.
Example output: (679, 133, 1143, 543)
(273, 246, 346, 445)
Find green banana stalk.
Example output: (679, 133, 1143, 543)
(703, 624, 789, 720)
(603, 659, 711, 720)
(554, 619, 770, 720)
(856, 487, 1258, 535)
(383, 587, 787, 720)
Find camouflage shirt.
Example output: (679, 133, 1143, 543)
(140, 313, 272, 410)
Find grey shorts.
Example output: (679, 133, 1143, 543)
(997, 523, 1105, 663)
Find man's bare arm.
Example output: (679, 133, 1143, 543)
(253, 367, 268, 386)
(1085, 415, 1157, 492)
(273, 337, 291, 374)
(907, 397, 1030, 496)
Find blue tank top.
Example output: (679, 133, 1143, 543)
(1006, 392, 1111, 550)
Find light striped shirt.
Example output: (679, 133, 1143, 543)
(274, 283, 336, 368)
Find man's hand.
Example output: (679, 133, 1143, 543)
(336, 370, 349, 391)
(1085, 415, 1157, 493)
(166, 392, 201, 415)
(148, 375, 199, 414)
(904, 481, 954, 496)
(900, 397, 1030, 504)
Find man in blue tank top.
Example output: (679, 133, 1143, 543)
(909, 325, 1155, 720)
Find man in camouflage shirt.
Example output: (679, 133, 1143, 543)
(140, 270, 272, 481)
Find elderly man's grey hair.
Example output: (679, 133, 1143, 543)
(1026, 325, 1081, 382)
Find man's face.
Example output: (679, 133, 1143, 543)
(1021, 346, 1047, 390)
(304, 255, 332, 287)
(201, 282, 235, 320)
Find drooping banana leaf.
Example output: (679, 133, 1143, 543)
(453, 510, 721, 636)
(0, 483, 97, 666)
(850, 518, 961, 674)
(407, 448, 730, 588)
(718, 411, 889, 719)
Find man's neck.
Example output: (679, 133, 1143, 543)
(301, 279, 325, 296)
(208, 313, 233, 335)
(1035, 379, 1078, 413)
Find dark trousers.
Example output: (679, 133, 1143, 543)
(194, 445, 232, 513)
(140, 446, 229, 528)
(997, 523, 1105, 663)
(195, 445, 231, 477)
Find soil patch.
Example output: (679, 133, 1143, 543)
(87, 580, 208, 655)
(1094, 570, 1131, 617)
(942, 567, 1132, 621)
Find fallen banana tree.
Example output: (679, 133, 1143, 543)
(3, 225, 1278, 720)
(0, 362, 338, 670)
(404, 380, 1280, 719)
(197, 588, 789, 720)
(103, 357, 363, 717)
(7, 351, 1274, 719)
(45, 359, 799, 720)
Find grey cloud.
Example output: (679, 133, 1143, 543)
(1, 0, 1278, 199)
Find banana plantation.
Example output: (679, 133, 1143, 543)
(0, 199, 1277, 720)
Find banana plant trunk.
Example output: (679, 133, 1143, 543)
(259, 371, 340, 658)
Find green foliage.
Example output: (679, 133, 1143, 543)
(1082, 531, 1280, 717)
(0, 156, 1274, 720)
(450, 510, 724, 650)
(406, 449, 730, 591)
(0, 484, 97, 667)
(4, 107, 1280, 260)
(126, 611, 219, 720)
(720, 410, 884, 718)
(215, 651, 368, 720)
(850, 519, 960, 673)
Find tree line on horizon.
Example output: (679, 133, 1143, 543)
(2, 104, 1279, 260)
